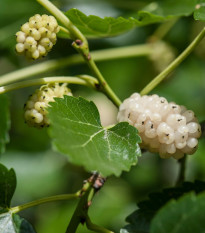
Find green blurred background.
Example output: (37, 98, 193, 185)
(0, 0, 205, 232)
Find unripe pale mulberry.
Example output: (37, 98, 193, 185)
(16, 14, 60, 60)
(24, 83, 72, 128)
(117, 93, 201, 159)
(149, 41, 175, 72)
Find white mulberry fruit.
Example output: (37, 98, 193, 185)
(117, 93, 201, 159)
(16, 14, 60, 59)
(24, 83, 72, 128)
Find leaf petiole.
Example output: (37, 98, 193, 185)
(11, 193, 79, 214)
(0, 76, 98, 94)
(59, 25, 70, 36)
(85, 215, 115, 233)
(66, 173, 107, 233)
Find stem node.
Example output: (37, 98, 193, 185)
(75, 39, 83, 46)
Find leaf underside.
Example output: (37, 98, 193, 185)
(60, 0, 199, 39)
(48, 96, 141, 177)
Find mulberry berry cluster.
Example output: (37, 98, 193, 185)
(117, 93, 201, 159)
(24, 83, 72, 128)
(16, 14, 60, 59)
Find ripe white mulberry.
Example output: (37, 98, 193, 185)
(117, 93, 201, 159)
(24, 83, 72, 128)
(16, 14, 60, 59)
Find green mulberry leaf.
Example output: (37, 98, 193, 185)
(150, 192, 205, 233)
(62, 0, 197, 38)
(0, 164, 16, 208)
(120, 181, 205, 233)
(48, 96, 141, 177)
(0, 164, 36, 233)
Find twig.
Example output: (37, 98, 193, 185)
(0, 76, 98, 94)
(11, 193, 79, 214)
(85, 215, 114, 233)
(66, 173, 106, 233)
(36, 0, 122, 107)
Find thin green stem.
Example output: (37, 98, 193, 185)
(66, 173, 106, 233)
(92, 44, 151, 61)
(36, 0, 122, 107)
(0, 76, 98, 94)
(66, 184, 93, 233)
(140, 27, 205, 95)
(85, 215, 114, 233)
(87, 58, 122, 107)
(149, 17, 179, 42)
(0, 44, 152, 86)
(77, 74, 100, 84)
(59, 26, 70, 36)
(0, 56, 82, 86)
(36, 0, 87, 43)
(11, 193, 78, 214)
(66, 175, 97, 233)
(176, 155, 187, 186)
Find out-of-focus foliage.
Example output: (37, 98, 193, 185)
(0, 163, 36, 233)
(121, 181, 205, 233)
(0, 95, 10, 154)
(0, 0, 43, 54)
(150, 192, 205, 233)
